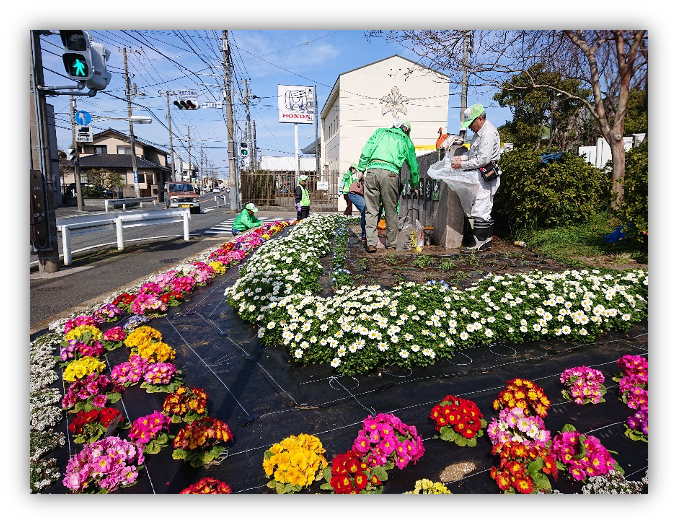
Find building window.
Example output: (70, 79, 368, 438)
(93, 145, 107, 155)
(137, 173, 145, 184)
(117, 145, 132, 155)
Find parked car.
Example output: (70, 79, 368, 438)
(165, 182, 200, 213)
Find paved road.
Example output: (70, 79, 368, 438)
(30, 199, 297, 334)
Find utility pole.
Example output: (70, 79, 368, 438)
(187, 126, 191, 183)
(200, 143, 204, 192)
(70, 95, 84, 211)
(253, 120, 258, 172)
(123, 48, 140, 197)
(314, 85, 319, 176)
(245, 79, 253, 173)
(166, 91, 175, 181)
(222, 30, 239, 209)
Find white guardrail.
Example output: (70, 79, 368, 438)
(56, 209, 191, 266)
(104, 197, 158, 212)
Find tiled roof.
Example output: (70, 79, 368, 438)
(76, 154, 170, 171)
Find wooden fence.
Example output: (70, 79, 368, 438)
(240, 170, 339, 211)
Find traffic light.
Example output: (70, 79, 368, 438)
(88, 41, 112, 91)
(173, 100, 198, 110)
(60, 30, 111, 91)
(60, 31, 92, 81)
(240, 142, 248, 156)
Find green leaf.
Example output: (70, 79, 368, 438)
(107, 392, 121, 404)
(454, 433, 467, 447)
(468, 437, 477, 447)
(372, 466, 389, 482)
(532, 471, 552, 493)
(560, 423, 577, 433)
(439, 426, 456, 442)
(319, 482, 333, 491)
(527, 457, 545, 477)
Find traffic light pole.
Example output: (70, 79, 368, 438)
(30, 30, 60, 273)
(166, 92, 176, 181)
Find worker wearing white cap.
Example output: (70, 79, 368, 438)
(294, 174, 311, 221)
(451, 103, 501, 252)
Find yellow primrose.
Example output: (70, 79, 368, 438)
(63, 356, 106, 381)
(65, 325, 102, 342)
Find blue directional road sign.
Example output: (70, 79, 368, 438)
(75, 110, 91, 126)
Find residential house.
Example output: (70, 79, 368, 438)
(65, 128, 172, 199)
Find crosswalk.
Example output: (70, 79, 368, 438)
(203, 216, 290, 236)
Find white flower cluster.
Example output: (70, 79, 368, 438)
(29, 333, 66, 490)
(580, 470, 648, 494)
(225, 215, 648, 376)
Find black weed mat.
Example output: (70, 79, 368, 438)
(40, 262, 649, 494)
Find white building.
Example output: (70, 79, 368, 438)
(320, 54, 450, 211)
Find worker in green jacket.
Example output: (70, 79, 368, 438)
(341, 163, 359, 216)
(232, 202, 262, 236)
(357, 118, 419, 252)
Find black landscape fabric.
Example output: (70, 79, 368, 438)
(38, 255, 648, 494)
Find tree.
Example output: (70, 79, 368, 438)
(365, 30, 648, 207)
(493, 64, 591, 150)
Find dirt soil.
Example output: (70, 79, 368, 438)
(337, 224, 647, 290)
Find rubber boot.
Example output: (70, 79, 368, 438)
(462, 216, 475, 248)
(461, 217, 494, 253)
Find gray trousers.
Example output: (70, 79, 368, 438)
(364, 168, 399, 248)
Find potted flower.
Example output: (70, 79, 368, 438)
(60, 325, 105, 362)
(487, 407, 557, 494)
(94, 303, 122, 324)
(162, 386, 209, 423)
(614, 354, 648, 442)
(560, 365, 607, 405)
(430, 395, 487, 447)
(263, 433, 328, 493)
(124, 326, 176, 362)
(320, 449, 388, 494)
(62, 355, 106, 383)
(180, 477, 232, 494)
(110, 355, 150, 390)
(128, 410, 173, 455)
(62, 436, 145, 493)
(351, 413, 424, 471)
(405, 478, 451, 494)
(139, 362, 183, 393)
(551, 424, 624, 481)
(172, 416, 234, 467)
(69, 407, 123, 444)
(492, 378, 551, 418)
(102, 326, 127, 351)
(112, 292, 137, 313)
(61, 372, 123, 412)
(489, 441, 558, 494)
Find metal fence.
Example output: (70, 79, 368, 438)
(240, 170, 339, 211)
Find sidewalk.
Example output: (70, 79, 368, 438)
(29, 206, 303, 333)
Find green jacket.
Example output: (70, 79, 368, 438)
(341, 169, 359, 194)
(232, 208, 262, 232)
(357, 127, 419, 186)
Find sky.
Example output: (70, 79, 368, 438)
(38, 29, 515, 182)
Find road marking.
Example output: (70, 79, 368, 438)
(203, 217, 289, 235)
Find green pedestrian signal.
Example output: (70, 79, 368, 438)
(62, 52, 91, 80)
